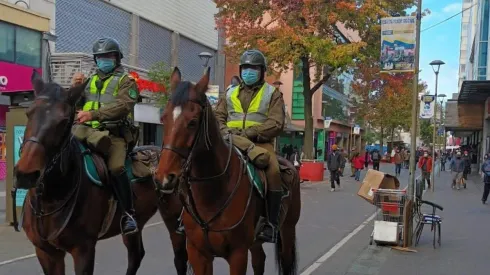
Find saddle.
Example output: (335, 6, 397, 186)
(231, 142, 298, 199)
(77, 142, 160, 187)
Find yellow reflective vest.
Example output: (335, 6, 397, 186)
(82, 72, 126, 128)
(226, 83, 274, 129)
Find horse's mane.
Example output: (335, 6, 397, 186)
(170, 81, 208, 106)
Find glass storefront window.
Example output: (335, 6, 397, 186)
(0, 22, 15, 63)
(15, 27, 41, 68)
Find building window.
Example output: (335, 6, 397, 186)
(15, 27, 41, 67)
(460, 64, 466, 73)
(0, 21, 15, 63)
(0, 21, 41, 68)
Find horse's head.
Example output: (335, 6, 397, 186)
(14, 70, 88, 188)
(155, 67, 211, 191)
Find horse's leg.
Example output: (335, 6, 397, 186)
(250, 243, 266, 275)
(167, 228, 188, 275)
(70, 242, 96, 275)
(122, 231, 145, 275)
(187, 242, 213, 275)
(35, 246, 66, 275)
(276, 225, 298, 275)
(226, 248, 248, 275)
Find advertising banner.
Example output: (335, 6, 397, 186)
(0, 62, 42, 92)
(207, 85, 220, 109)
(420, 95, 436, 119)
(380, 16, 416, 73)
(13, 125, 27, 206)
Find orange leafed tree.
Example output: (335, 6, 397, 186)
(352, 58, 425, 150)
(216, 0, 416, 158)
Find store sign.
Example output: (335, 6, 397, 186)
(324, 117, 332, 129)
(353, 124, 361, 135)
(0, 62, 42, 92)
(13, 125, 27, 206)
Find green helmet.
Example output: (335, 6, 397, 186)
(92, 37, 123, 59)
(239, 49, 267, 70)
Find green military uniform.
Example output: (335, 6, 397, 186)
(214, 49, 285, 243)
(73, 67, 138, 173)
(73, 37, 139, 235)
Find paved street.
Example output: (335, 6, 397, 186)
(0, 163, 488, 274)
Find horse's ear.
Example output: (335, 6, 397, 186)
(170, 67, 182, 91)
(67, 78, 89, 105)
(195, 67, 210, 94)
(31, 69, 44, 96)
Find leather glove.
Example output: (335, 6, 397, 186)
(243, 127, 259, 141)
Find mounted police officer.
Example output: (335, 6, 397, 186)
(73, 37, 139, 235)
(215, 49, 286, 243)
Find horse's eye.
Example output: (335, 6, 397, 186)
(188, 119, 198, 129)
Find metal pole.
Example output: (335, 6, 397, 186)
(407, 0, 423, 247)
(431, 72, 439, 191)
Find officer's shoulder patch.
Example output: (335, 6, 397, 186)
(129, 88, 139, 99)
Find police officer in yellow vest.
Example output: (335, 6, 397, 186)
(74, 38, 139, 235)
(215, 49, 286, 243)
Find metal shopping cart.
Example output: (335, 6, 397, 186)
(369, 188, 407, 246)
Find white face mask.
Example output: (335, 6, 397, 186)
(424, 154, 428, 157)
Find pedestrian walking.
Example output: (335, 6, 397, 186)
(394, 149, 403, 177)
(404, 150, 410, 169)
(371, 149, 381, 171)
(463, 150, 471, 180)
(349, 148, 356, 177)
(352, 153, 364, 181)
(440, 153, 447, 171)
(339, 148, 347, 177)
(449, 152, 465, 190)
(481, 154, 490, 204)
(327, 144, 343, 192)
(364, 150, 370, 169)
(417, 151, 433, 189)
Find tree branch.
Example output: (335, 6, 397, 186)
(311, 70, 333, 94)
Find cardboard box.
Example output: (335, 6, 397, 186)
(358, 169, 400, 204)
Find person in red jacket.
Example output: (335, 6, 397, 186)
(353, 153, 365, 181)
(417, 151, 433, 189)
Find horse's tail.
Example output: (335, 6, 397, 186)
(275, 230, 298, 275)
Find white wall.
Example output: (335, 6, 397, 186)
(110, 0, 218, 50)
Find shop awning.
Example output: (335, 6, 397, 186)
(458, 80, 490, 103)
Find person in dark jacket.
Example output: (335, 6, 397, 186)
(327, 144, 343, 192)
(481, 154, 490, 204)
(371, 149, 381, 171)
(450, 152, 465, 190)
(462, 150, 471, 180)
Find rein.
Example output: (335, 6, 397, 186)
(20, 96, 82, 240)
(161, 100, 254, 252)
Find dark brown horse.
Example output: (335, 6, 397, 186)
(156, 67, 301, 275)
(13, 72, 187, 275)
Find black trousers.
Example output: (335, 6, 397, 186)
(373, 161, 380, 171)
(330, 170, 340, 188)
(483, 181, 490, 202)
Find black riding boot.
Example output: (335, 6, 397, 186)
(257, 190, 283, 243)
(113, 171, 138, 235)
(175, 208, 185, 235)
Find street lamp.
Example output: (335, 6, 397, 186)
(430, 60, 445, 191)
(198, 51, 214, 74)
(438, 94, 447, 151)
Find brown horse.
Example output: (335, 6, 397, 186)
(13, 72, 187, 275)
(156, 67, 301, 275)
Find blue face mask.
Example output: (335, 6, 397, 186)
(96, 58, 116, 73)
(241, 68, 260, 86)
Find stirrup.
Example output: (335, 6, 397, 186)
(120, 212, 139, 235)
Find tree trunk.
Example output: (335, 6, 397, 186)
(379, 127, 384, 155)
(391, 127, 395, 151)
(302, 57, 314, 159)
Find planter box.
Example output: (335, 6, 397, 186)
(299, 160, 325, 181)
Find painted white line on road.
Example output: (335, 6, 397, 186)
(300, 212, 377, 275)
(0, 221, 164, 267)
(0, 191, 5, 198)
